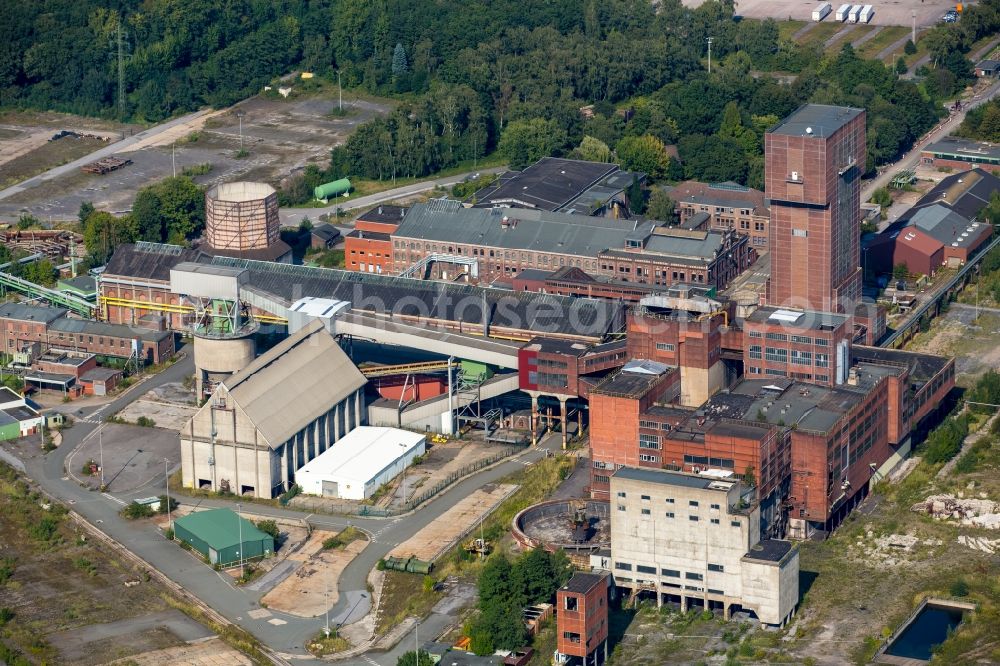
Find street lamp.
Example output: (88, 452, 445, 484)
(237, 502, 244, 578)
(164, 458, 172, 530)
(99, 426, 105, 489)
(236, 112, 245, 151)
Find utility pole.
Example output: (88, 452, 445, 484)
(912, 11, 916, 46)
(171, 142, 176, 178)
(706, 37, 713, 74)
(337, 70, 343, 113)
(236, 112, 245, 151)
(99, 427, 105, 489)
(324, 575, 331, 636)
(237, 502, 244, 578)
(164, 458, 171, 529)
(116, 20, 126, 124)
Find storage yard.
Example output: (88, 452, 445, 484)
(387, 483, 518, 563)
(709, 0, 963, 26)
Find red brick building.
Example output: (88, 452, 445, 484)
(766, 105, 866, 313)
(345, 205, 405, 275)
(666, 181, 770, 249)
(589, 363, 680, 499)
(741, 306, 853, 387)
(556, 572, 609, 665)
(511, 267, 660, 302)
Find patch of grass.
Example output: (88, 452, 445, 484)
(797, 22, 844, 49)
(322, 526, 366, 550)
(308, 633, 351, 656)
(856, 26, 909, 60)
(777, 20, 807, 42)
(375, 570, 442, 635)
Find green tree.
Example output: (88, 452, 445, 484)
(83, 211, 138, 265)
(498, 119, 566, 170)
(870, 187, 892, 208)
(77, 201, 95, 225)
(892, 263, 909, 280)
(157, 495, 179, 515)
(615, 134, 670, 180)
(627, 176, 645, 215)
(255, 519, 280, 539)
(392, 43, 408, 78)
(132, 188, 166, 242)
(647, 188, 675, 222)
(396, 649, 434, 666)
(120, 502, 155, 519)
(896, 57, 908, 75)
(16, 214, 38, 230)
(904, 39, 917, 55)
(574, 135, 612, 163)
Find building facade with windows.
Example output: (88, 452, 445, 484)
(555, 572, 610, 665)
(666, 181, 770, 249)
(609, 467, 798, 626)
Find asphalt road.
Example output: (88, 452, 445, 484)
(862, 77, 1000, 205)
(0, 108, 216, 203)
(8, 352, 558, 664)
(278, 167, 507, 227)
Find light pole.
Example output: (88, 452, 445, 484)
(237, 502, 244, 578)
(99, 426, 105, 489)
(706, 37, 713, 74)
(337, 70, 343, 113)
(164, 457, 172, 529)
(236, 112, 245, 151)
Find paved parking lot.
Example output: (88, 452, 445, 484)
(697, 0, 963, 27)
(69, 423, 179, 493)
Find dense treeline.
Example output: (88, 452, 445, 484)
(955, 98, 1000, 143)
(6, 0, 996, 192)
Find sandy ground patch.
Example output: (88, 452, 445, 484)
(104, 637, 252, 665)
(261, 529, 368, 617)
(388, 483, 518, 562)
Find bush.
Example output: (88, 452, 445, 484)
(0, 557, 15, 584)
(157, 495, 178, 514)
(135, 416, 156, 428)
(120, 502, 155, 520)
(376, 558, 387, 571)
(165, 528, 175, 541)
(921, 415, 969, 464)
(255, 519, 280, 539)
(950, 579, 969, 597)
(28, 515, 59, 542)
(278, 484, 301, 506)
(0, 607, 13, 626)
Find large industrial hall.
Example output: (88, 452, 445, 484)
(180, 320, 367, 498)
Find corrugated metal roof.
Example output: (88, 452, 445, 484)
(395, 200, 654, 257)
(50, 317, 171, 342)
(296, 426, 424, 483)
(173, 508, 272, 550)
(223, 320, 367, 448)
(470, 157, 618, 211)
(0, 303, 67, 323)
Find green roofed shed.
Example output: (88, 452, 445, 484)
(173, 508, 274, 567)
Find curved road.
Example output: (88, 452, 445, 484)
(9, 353, 553, 664)
(277, 167, 506, 228)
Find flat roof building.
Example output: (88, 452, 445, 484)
(609, 467, 798, 626)
(921, 135, 1000, 170)
(556, 572, 610, 665)
(295, 426, 426, 500)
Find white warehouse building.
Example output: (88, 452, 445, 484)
(295, 426, 426, 500)
(180, 320, 368, 498)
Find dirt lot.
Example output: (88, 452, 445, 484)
(387, 483, 518, 563)
(107, 637, 252, 665)
(117, 400, 199, 432)
(260, 528, 368, 617)
(0, 90, 391, 222)
(0, 135, 110, 190)
(0, 464, 217, 664)
(905, 309, 1000, 382)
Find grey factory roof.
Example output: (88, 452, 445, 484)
(613, 467, 735, 491)
(50, 316, 172, 343)
(911, 204, 989, 249)
(591, 364, 672, 398)
(561, 572, 607, 595)
(4, 405, 38, 422)
(470, 157, 619, 212)
(769, 104, 864, 139)
(745, 306, 849, 331)
(310, 224, 341, 242)
(906, 168, 1000, 222)
(666, 181, 768, 213)
(358, 204, 407, 223)
(58, 275, 97, 293)
(559, 169, 643, 216)
(730, 364, 902, 434)
(923, 135, 1000, 161)
(80, 367, 122, 382)
(0, 411, 17, 428)
(744, 539, 793, 563)
(0, 302, 67, 324)
(104, 242, 209, 282)
(206, 238, 293, 263)
(395, 198, 655, 257)
(223, 320, 367, 449)
(851, 346, 951, 383)
(643, 229, 724, 260)
(211, 257, 623, 340)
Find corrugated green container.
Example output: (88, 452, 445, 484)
(173, 508, 274, 567)
(314, 178, 351, 200)
(0, 411, 19, 441)
(460, 360, 493, 383)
